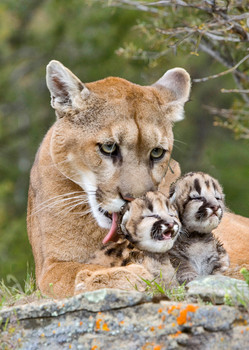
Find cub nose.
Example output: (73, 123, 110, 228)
(210, 205, 219, 213)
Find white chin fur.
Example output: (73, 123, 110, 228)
(138, 239, 175, 253)
(187, 216, 221, 233)
(79, 171, 124, 228)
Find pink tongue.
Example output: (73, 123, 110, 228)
(102, 212, 118, 244)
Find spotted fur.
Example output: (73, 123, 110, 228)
(88, 191, 181, 286)
(168, 172, 230, 284)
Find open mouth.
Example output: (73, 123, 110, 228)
(101, 209, 112, 221)
(151, 220, 178, 241)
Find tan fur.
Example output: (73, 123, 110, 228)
(214, 213, 249, 279)
(27, 61, 190, 298)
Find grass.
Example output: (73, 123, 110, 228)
(136, 270, 187, 302)
(0, 267, 44, 310)
(136, 268, 249, 308)
(1, 267, 249, 310)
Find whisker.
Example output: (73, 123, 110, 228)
(31, 195, 89, 216)
(174, 139, 187, 145)
(34, 191, 86, 208)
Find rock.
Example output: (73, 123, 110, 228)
(186, 275, 249, 305)
(1, 287, 249, 350)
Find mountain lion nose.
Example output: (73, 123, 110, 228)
(120, 193, 135, 202)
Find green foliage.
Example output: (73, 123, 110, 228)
(0, 267, 43, 309)
(240, 268, 249, 286)
(108, 0, 249, 139)
(140, 271, 186, 301)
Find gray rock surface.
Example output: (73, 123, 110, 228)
(1, 286, 249, 350)
(186, 275, 249, 305)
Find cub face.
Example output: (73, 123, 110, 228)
(46, 61, 190, 231)
(120, 191, 181, 253)
(170, 172, 225, 233)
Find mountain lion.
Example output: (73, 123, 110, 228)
(27, 61, 249, 298)
(27, 60, 190, 297)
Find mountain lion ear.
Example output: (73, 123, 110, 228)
(46, 60, 90, 112)
(153, 68, 191, 122)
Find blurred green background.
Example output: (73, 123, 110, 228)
(0, 0, 248, 287)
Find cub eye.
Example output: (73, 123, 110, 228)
(99, 143, 118, 156)
(189, 196, 204, 201)
(150, 148, 166, 160)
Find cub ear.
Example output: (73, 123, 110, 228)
(153, 68, 191, 122)
(46, 60, 90, 112)
(169, 183, 176, 202)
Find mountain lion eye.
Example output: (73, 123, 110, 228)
(99, 143, 118, 156)
(150, 148, 166, 160)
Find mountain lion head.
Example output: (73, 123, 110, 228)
(46, 61, 190, 241)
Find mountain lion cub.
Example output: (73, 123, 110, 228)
(168, 172, 230, 284)
(82, 191, 181, 291)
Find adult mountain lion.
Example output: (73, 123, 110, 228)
(27, 61, 249, 298)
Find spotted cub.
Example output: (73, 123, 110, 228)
(87, 191, 181, 289)
(168, 172, 230, 285)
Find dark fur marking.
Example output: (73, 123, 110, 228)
(212, 180, 218, 191)
(121, 258, 131, 266)
(205, 180, 210, 188)
(127, 243, 134, 249)
(194, 178, 201, 194)
(116, 249, 123, 258)
(145, 197, 153, 212)
(105, 247, 116, 256)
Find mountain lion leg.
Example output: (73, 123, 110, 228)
(75, 264, 152, 293)
(39, 260, 151, 297)
(38, 260, 104, 298)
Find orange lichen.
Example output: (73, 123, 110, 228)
(119, 320, 125, 325)
(102, 322, 110, 331)
(241, 330, 244, 334)
(158, 324, 165, 330)
(170, 330, 182, 338)
(79, 321, 83, 326)
(167, 304, 181, 314)
(52, 330, 56, 334)
(40, 333, 45, 338)
(91, 346, 98, 350)
(150, 326, 155, 331)
(158, 308, 163, 313)
(95, 318, 102, 330)
(69, 345, 72, 349)
(246, 327, 249, 331)
(220, 337, 224, 342)
(153, 345, 161, 350)
(171, 323, 176, 327)
(58, 322, 61, 327)
(161, 315, 166, 322)
(177, 305, 199, 325)
(141, 342, 155, 350)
